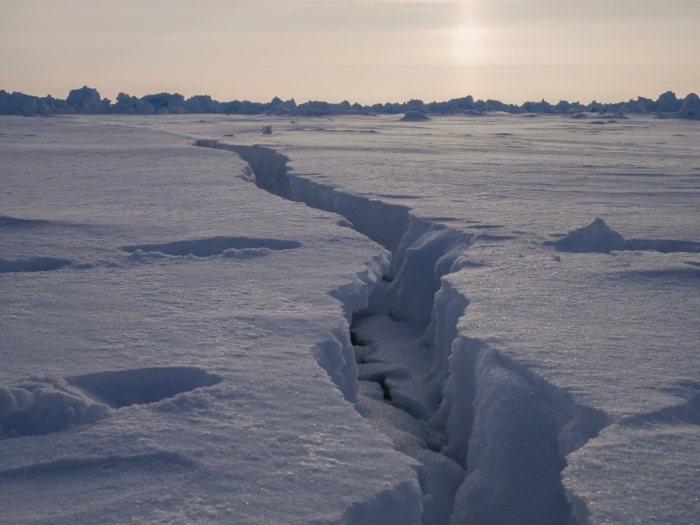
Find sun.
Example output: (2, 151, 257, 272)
(451, 23, 486, 65)
(449, 0, 486, 66)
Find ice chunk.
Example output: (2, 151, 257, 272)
(401, 111, 430, 121)
(552, 218, 625, 253)
(66, 86, 108, 114)
(677, 93, 700, 120)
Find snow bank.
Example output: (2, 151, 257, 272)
(0, 375, 111, 438)
(0, 368, 222, 438)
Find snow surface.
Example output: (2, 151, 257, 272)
(0, 118, 420, 524)
(1, 113, 699, 524)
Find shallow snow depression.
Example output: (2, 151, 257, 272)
(2, 113, 700, 524)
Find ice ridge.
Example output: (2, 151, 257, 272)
(5, 87, 700, 119)
(195, 140, 608, 524)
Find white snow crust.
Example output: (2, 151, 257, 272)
(2, 112, 699, 524)
(0, 118, 420, 524)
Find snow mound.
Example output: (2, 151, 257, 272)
(552, 218, 625, 253)
(0, 375, 111, 438)
(548, 219, 700, 254)
(401, 111, 430, 121)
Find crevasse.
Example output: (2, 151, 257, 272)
(195, 140, 606, 525)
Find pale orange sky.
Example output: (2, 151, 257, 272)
(1, 0, 698, 105)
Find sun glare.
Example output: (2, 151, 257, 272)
(451, 24, 486, 65)
(450, 0, 486, 66)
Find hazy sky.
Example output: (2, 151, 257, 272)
(1, 0, 698, 105)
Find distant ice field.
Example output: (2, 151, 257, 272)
(1, 113, 699, 524)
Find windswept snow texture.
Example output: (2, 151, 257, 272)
(2, 112, 699, 525)
(167, 112, 698, 524)
(0, 118, 419, 525)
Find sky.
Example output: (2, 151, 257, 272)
(0, 0, 698, 105)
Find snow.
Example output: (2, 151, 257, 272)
(401, 111, 431, 121)
(677, 93, 700, 120)
(0, 375, 111, 438)
(2, 112, 699, 524)
(0, 117, 420, 524)
(550, 217, 625, 253)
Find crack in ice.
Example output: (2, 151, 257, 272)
(194, 139, 611, 525)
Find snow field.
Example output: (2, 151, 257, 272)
(187, 113, 699, 524)
(196, 139, 601, 523)
(0, 118, 423, 524)
(3, 113, 698, 524)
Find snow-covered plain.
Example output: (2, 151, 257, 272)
(1, 113, 699, 524)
